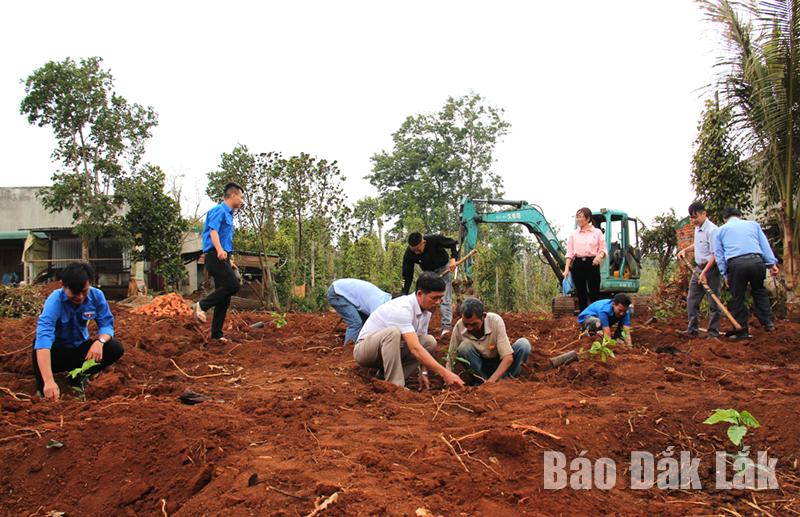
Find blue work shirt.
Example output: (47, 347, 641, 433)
(577, 299, 631, 328)
(202, 202, 235, 254)
(34, 288, 115, 350)
(331, 279, 391, 315)
(713, 217, 777, 277)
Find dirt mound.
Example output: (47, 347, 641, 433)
(1, 306, 799, 516)
(131, 293, 193, 317)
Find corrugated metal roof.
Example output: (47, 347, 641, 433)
(0, 231, 28, 240)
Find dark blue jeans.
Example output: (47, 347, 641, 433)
(457, 338, 531, 383)
(327, 286, 368, 345)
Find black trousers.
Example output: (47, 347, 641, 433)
(199, 252, 241, 339)
(727, 254, 773, 332)
(571, 257, 601, 311)
(32, 338, 124, 392)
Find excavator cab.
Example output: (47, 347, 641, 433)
(458, 197, 642, 317)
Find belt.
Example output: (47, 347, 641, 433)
(729, 253, 761, 262)
(574, 256, 596, 262)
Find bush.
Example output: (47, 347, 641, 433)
(0, 285, 44, 318)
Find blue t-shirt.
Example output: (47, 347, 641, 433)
(577, 299, 631, 328)
(35, 287, 115, 350)
(202, 202, 235, 254)
(331, 278, 391, 314)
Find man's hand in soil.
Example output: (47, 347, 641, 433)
(43, 380, 60, 401)
(442, 369, 465, 388)
(86, 340, 103, 363)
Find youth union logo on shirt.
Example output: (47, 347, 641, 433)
(83, 311, 95, 320)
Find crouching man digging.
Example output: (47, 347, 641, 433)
(577, 293, 633, 346)
(33, 262, 124, 401)
(354, 272, 465, 388)
(446, 298, 531, 385)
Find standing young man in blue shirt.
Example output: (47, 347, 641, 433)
(33, 262, 124, 401)
(577, 293, 634, 346)
(677, 202, 722, 338)
(327, 278, 392, 345)
(713, 207, 780, 340)
(194, 182, 243, 342)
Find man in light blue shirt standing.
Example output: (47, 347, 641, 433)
(327, 278, 392, 345)
(713, 207, 780, 340)
(677, 202, 722, 338)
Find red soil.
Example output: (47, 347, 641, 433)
(1, 304, 799, 516)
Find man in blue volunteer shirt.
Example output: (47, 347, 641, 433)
(194, 182, 244, 342)
(327, 278, 392, 345)
(577, 293, 633, 346)
(713, 207, 780, 340)
(33, 262, 123, 401)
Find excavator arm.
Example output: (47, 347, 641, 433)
(459, 197, 567, 284)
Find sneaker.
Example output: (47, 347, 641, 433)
(193, 302, 207, 323)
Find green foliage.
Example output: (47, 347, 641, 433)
(691, 94, 755, 223)
(67, 359, 98, 379)
(0, 286, 44, 318)
(115, 165, 188, 290)
(270, 311, 287, 328)
(20, 57, 158, 257)
(701, 0, 800, 285)
(704, 408, 760, 447)
(369, 93, 509, 234)
(640, 210, 678, 285)
(588, 334, 617, 362)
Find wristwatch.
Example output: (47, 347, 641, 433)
(97, 336, 108, 344)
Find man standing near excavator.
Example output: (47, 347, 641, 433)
(402, 232, 458, 337)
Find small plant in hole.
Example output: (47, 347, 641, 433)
(586, 334, 617, 362)
(703, 408, 760, 448)
(67, 359, 98, 396)
(270, 311, 288, 329)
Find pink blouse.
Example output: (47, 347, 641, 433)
(567, 226, 607, 259)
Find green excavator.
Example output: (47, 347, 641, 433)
(457, 197, 643, 316)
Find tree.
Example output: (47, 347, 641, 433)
(640, 210, 679, 285)
(352, 196, 385, 245)
(206, 145, 283, 307)
(369, 93, 509, 234)
(278, 153, 348, 288)
(115, 165, 188, 291)
(20, 57, 158, 258)
(691, 94, 756, 223)
(701, 0, 800, 288)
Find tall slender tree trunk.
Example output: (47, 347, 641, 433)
(781, 207, 796, 289)
(310, 240, 316, 289)
(81, 237, 90, 260)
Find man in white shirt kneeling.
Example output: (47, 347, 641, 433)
(354, 272, 465, 388)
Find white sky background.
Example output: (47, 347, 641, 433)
(0, 0, 721, 238)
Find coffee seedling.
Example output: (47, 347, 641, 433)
(270, 311, 288, 329)
(703, 408, 760, 447)
(588, 334, 616, 362)
(67, 359, 98, 380)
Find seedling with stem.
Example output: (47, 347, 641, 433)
(270, 311, 288, 329)
(704, 408, 763, 473)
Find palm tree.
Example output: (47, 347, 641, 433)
(700, 0, 800, 288)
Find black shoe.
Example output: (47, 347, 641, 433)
(676, 329, 699, 338)
(728, 332, 752, 341)
(707, 331, 720, 338)
(375, 368, 385, 380)
(765, 323, 776, 332)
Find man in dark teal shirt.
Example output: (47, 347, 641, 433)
(194, 182, 243, 341)
(33, 262, 124, 401)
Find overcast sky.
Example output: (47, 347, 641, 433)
(0, 1, 720, 238)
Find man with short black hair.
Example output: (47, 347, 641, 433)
(713, 207, 779, 340)
(446, 297, 531, 385)
(33, 262, 124, 401)
(402, 232, 459, 336)
(676, 202, 722, 338)
(194, 182, 244, 341)
(354, 272, 465, 388)
(577, 293, 633, 346)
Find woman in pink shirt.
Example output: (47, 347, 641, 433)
(563, 207, 607, 311)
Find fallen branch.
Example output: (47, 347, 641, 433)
(160, 498, 168, 517)
(305, 491, 340, 517)
(0, 431, 39, 443)
(663, 367, 705, 382)
(0, 386, 30, 400)
(168, 358, 232, 379)
(453, 429, 490, 442)
(440, 433, 469, 473)
(511, 422, 562, 441)
(431, 391, 450, 422)
(0, 344, 32, 357)
(269, 485, 308, 501)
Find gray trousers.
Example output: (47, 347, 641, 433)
(434, 265, 453, 330)
(353, 328, 437, 387)
(688, 264, 721, 335)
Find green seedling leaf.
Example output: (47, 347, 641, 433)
(455, 357, 471, 366)
(703, 408, 739, 425)
(67, 359, 98, 379)
(46, 440, 63, 449)
(270, 311, 288, 329)
(738, 410, 760, 428)
(727, 425, 747, 446)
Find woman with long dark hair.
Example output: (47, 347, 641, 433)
(562, 207, 607, 311)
